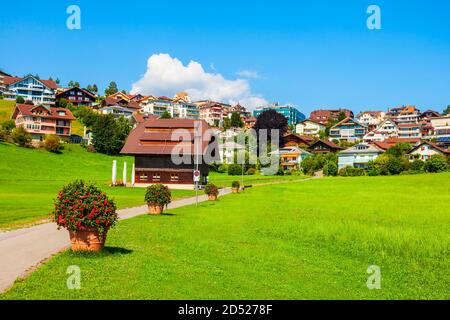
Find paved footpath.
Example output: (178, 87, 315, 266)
(0, 188, 231, 292)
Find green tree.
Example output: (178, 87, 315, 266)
(160, 110, 172, 119)
(337, 111, 347, 121)
(323, 161, 338, 176)
(230, 112, 244, 128)
(92, 115, 131, 155)
(443, 105, 450, 115)
(11, 126, 32, 147)
(424, 154, 448, 173)
(44, 135, 62, 153)
(386, 142, 412, 157)
(55, 78, 60, 84)
(92, 84, 98, 93)
(105, 81, 118, 96)
(16, 96, 25, 104)
(55, 98, 68, 108)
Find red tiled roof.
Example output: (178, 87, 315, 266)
(13, 104, 75, 120)
(121, 119, 218, 156)
(308, 139, 343, 150)
(407, 140, 450, 155)
(384, 137, 420, 144)
(4, 76, 59, 89)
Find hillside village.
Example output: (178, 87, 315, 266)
(1, 70, 449, 182)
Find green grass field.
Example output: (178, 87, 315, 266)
(0, 99, 16, 122)
(2, 173, 449, 299)
(0, 143, 299, 229)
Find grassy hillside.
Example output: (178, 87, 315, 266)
(0, 143, 195, 229)
(0, 99, 15, 122)
(2, 173, 449, 299)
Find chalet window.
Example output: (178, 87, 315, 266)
(139, 173, 148, 180)
(152, 173, 161, 181)
(170, 174, 179, 182)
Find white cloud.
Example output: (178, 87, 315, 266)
(131, 53, 267, 110)
(236, 69, 261, 79)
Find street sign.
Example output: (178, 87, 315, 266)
(193, 170, 200, 182)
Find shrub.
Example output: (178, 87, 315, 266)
(338, 166, 366, 177)
(208, 162, 220, 172)
(410, 159, 425, 172)
(52, 180, 117, 235)
(386, 156, 404, 175)
(301, 156, 316, 175)
(424, 154, 448, 173)
(227, 164, 242, 176)
(145, 184, 172, 207)
(323, 161, 338, 176)
(245, 167, 256, 175)
(204, 183, 219, 196)
(217, 164, 228, 173)
(11, 126, 32, 147)
(276, 167, 285, 175)
(44, 135, 62, 153)
(231, 180, 240, 189)
(16, 96, 25, 104)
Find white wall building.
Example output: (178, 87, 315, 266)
(338, 143, 384, 169)
(295, 119, 326, 137)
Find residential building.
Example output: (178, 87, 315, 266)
(329, 117, 367, 141)
(419, 110, 440, 139)
(363, 118, 398, 142)
(227, 103, 251, 119)
(430, 115, 450, 140)
(55, 86, 96, 107)
(355, 111, 385, 130)
(295, 119, 326, 137)
(338, 143, 384, 169)
(219, 141, 245, 164)
(283, 133, 314, 147)
(197, 101, 231, 126)
(397, 123, 422, 139)
(307, 139, 343, 154)
(407, 141, 450, 161)
(130, 112, 159, 128)
(253, 103, 306, 125)
(272, 146, 311, 171)
(12, 104, 75, 141)
(386, 105, 421, 124)
(121, 119, 219, 189)
(243, 116, 257, 129)
(0, 70, 11, 93)
(99, 95, 141, 118)
(309, 109, 354, 124)
(3, 75, 59, 105)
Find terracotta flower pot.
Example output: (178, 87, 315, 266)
(232, 187, 239, 194)
(69, 227, 107, 252)
(208, 194, 218, 201)
(148, 203, 164, 214)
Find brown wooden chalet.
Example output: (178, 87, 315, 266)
(283, 133, 314, 147)
(307, 139, 343, 154)
(121, 118, 219, 188)
(56, 86, 96, 107)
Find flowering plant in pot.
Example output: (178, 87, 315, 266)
(231, 180, 240, 193)
(204, 183, 219, 201)
(145, 184, 171, 214)
(52, 180, 117, 252)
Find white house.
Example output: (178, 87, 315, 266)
(407, 141, 450, 161)
(338, 143, 384, 169)
(295, 119, 326, 137)
(364, 119, 398, 142)
(271, 146, 311, 171)
(431, 115, 450, 140)
(3, 75, 59, 105)
(356, 111, 385, 128)
(218, 141, 245, 164)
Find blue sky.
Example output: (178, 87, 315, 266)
(0, 0, 449, 115)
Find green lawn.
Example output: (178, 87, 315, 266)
(2, 173, 449, 299)
(0, 99, 15, 122)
